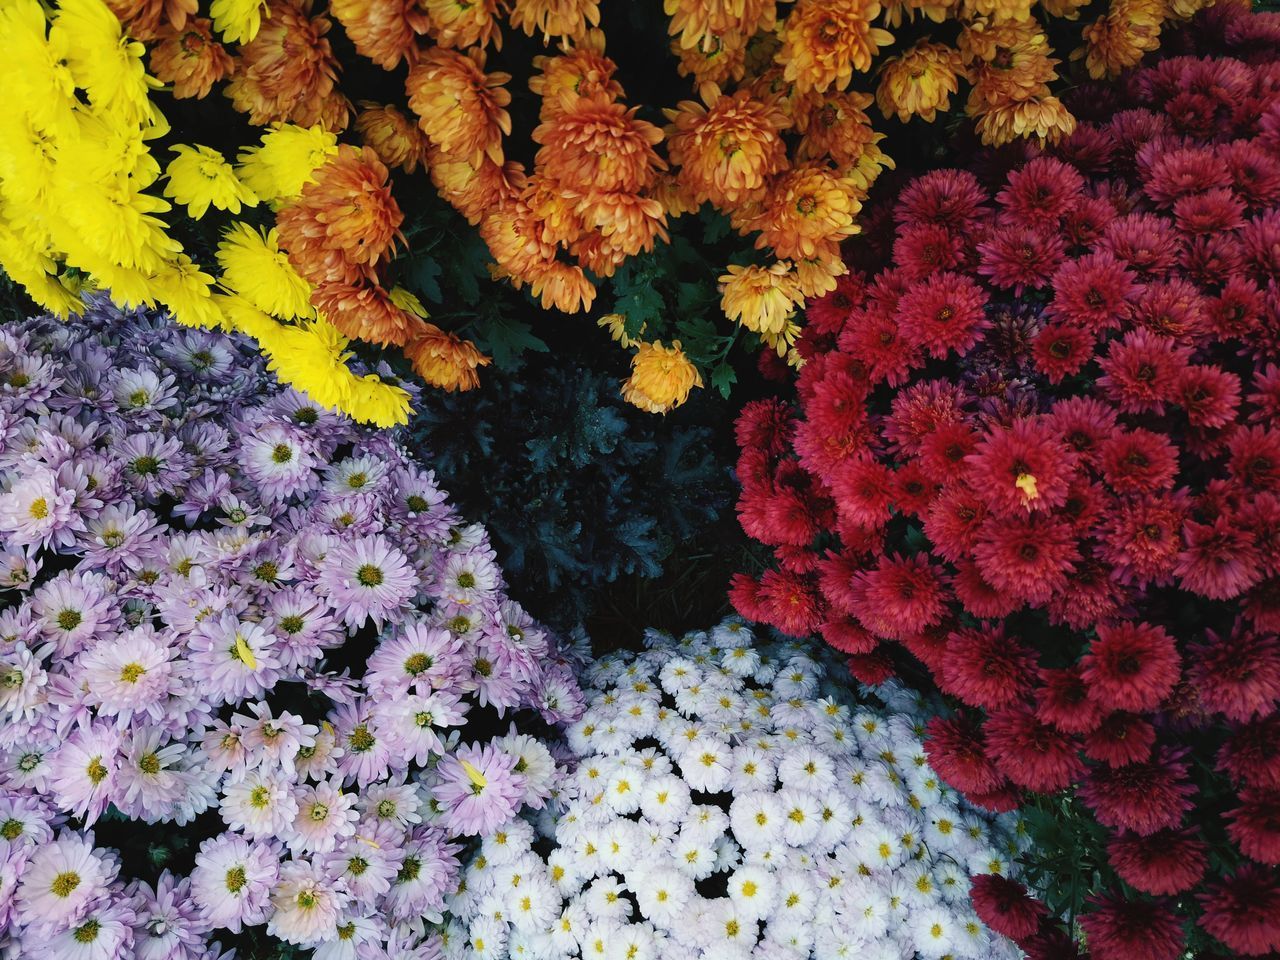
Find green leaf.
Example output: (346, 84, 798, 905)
(709, 362, 736, 398)
(473, 315, 550, 371)
(407, 255, 442, 304)
(701, 208, 732, 244)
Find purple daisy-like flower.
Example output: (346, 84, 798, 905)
(190, 834, 279, 933)
(13, 829, 119, 933)
(117, 432, 191, 501)
(365, 624, 469, 696)
(77, 502, 163, 573)
(331, 700, 392, 789)
(0, 465, 79, 549)
(127, 870, 211, 960)
(239, 423, 319, 503)
(187, 612, 282, 705)
(47, 722, 122, 824)
(31, 570, 119, 656)
(381, 825, 461, 923)
(433, 742, 527, 837)
(316, 535, 419, 631)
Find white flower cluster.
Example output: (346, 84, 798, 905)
(446, 619, 1029, 960)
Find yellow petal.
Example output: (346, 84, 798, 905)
(460, 758, 488, 790)
(1015, 473, 1039, 500)
(233, 632, 258, 669)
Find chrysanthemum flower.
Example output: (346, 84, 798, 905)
(434, 742, 526, 836)
(163, 144, 258, 221)
(777, 0, 894, 94)
(1079, 895, 1185, 960)
(748, 163, 862, 262)
(225, 0, 349, 131)
(1107, 828, 1207, 895)
(974, 94, 1077, 147)
(1074, 0, 1165, 80)
(876, 42, 964, 123)
(149, 18, 233, 99)
(355, 102, 428, 173)
(620, 340, 703, 414)
(1080, 748, 1195, 836)
(316, 534, 419, 630)
(209, 0, 268, 43)
(664, 86, 790, 208)
(527, 30, 621, 120)
(984, 705, 1084, 792)
(276, 144, 404, 285)
(406, 47, 511, 167)
(267, 859, 349, 946)
(533, 94, 665, 194)
(403, 324, 493, 393)
(969, 875, 1047, 941)
(236, 123, 339, 204)
(895, 272, 989, 358)
(1197, 865, 1280, 956)
(216, 223, 312, 319)
(720, 262, 805, 335)
(510, 0, 601, 43)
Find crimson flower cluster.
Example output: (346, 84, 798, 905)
(731, 6, 1280, 958)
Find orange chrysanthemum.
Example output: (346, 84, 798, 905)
(276, 144, 404, 285)
(429, 150, 526, 225)
(533, 94, 666, 194)
(521, 174, 587, 247)
(664, 0, 777, 51)
(621, 340, 703, 414)
(664, 85, 791, 208)
(880, 0, 953, 27)
(749, 164, 862, 262)
(569, 194, 668, 276)
(150, 18, 233, 99)
(960, 0, 1034, 21)
(672, 31, 749, 86)
(404, 324, 492, 392)
(356, 102, 429, 173)
(528, 30, 622, 121)
(876, 41, 964, 122)
(777, 0, 894, 94)
(796, 256, 849, 298)
(1039, 0, 1092, 16)
(962, 21, 1060, 107)
(973, 92, 1076, 145)
(1072, 0, 1165, 79)
(226, 0, 350, 131)
(313, 280, 421, 347)
(509, 0, 602, 44)
(424, 0, 503, 49)
(328, 0, 425, 70)
(407, 47, 512, 166)
(479, 202, 556, 279)
(107, 0, 196, 40)
(792, 90, 875, 166)
(719, 261, 806, 335)
(650, 172, 701, 218)
(509, 257, 598, 312)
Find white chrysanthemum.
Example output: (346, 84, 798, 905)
(267, 859, 349, 946)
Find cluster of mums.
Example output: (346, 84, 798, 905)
(732, 6, 1280, 957)
(0, 302, 1020, 958)
(0, 0, 1225, 424)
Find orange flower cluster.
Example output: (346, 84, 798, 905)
(275, 143, 490, 391)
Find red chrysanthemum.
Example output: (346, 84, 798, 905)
(1189, 622, 1280, 722)
(997, 157, 1086, 227)
(735, 399, 794, 460)
(1079, 895, 1185, 960)
(895, 169, 990, 230)
(1107, 828, 1208, 895)
(1197, 865, 1280, 956)
(1045, 252, 1142, 332)
(985, 704, 1085, 793)
(753, 568, 826, 636)
(964, 418, 1078, 516)
(1079, 748, 1196, 836)
(1140, 143, 1229, 207)
(1229, 425, 1280, 494)
(1098, 490, 1190, 588)
(924, 712, 1007, 795)
(847, 553, 950, 641)
(892, 222, 971, 281)
(1031, 322, 1096, 384)
(976, 226, 1067, 295)
(972, 512, 1079, 605)
(894, 272, 990, 359)
(1175, 187, 1247, 235)
(1227, 787, 1280, 865)
(1098, 428, 1179, 495)
(819, 618, 877, 655)
(804, 272, 866, 336)
(1097, 329, 1193, 415)
(1084, 712, 1156, 767)
(941, 624, 1039, 710)
(1037, 665, 1106, 735)
(950, 558, 1024, 619)
(1080, 621, 1181, 713)
(969, 874, 1048, 941)
(882, 379, 968, 456)
(1176, 514, 1264, 600)
(1099, 212, 1181, 277)
(1177, 364, 1242, 429)
(1219, 714, 1280, 791)
(829, 457, 894, 530)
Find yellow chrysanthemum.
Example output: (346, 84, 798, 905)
(0, 218, 83, 317)
(620, 340, 703, 414)
(210, 0, 269, 43)
(236, 124, 339, 204)
(152, 253, 223, 328)
(973, 93, 1076, 145)
(748, 163, 863, 262)
(597, 312, 645, 348)
(216, 222, 313, 318)
(0, 0, 78, 137)
(164, 144, 258, 219)
(876, 41, 964, 122)
(719, 261, 805, 335)
(50, 0, 160, 127)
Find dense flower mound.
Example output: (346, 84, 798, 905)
(732, 6, 1280, 955)
(0, 299, 583, 958)
(448, 619, 1027, 960)
(0, 0, 1221, 419)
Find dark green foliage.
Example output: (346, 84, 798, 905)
(411, 350, 739, 629)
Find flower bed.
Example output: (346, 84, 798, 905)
(0, 298, 582, 957)
(731, 3, 1280, 955)
(449, 618, 1027, 960)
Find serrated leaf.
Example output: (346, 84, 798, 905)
(473, 315, 550, 372)
(406, 255, 442, 303)
(710, 362, 736, 398)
